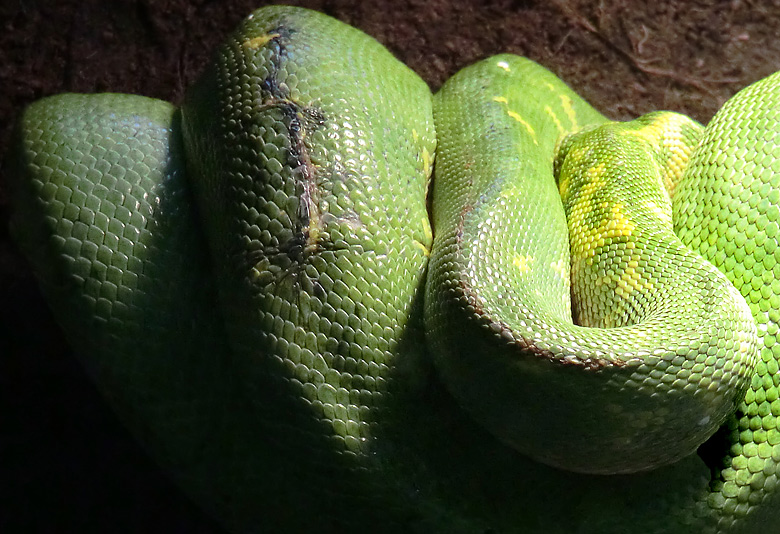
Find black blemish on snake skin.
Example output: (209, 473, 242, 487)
(256, 24, 295, 92)
(255, 27, 328, 261)
(246, 25, 340, 299)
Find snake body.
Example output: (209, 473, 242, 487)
(429, 58, 757, 475)
(8, 5, 780, 532)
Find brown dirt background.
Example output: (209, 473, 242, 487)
(3, 0, 780, 532)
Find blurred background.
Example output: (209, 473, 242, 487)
(3, 0, 780, 531)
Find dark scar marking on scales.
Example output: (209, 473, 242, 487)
(245, 25, 334, 294)
(254, 26, 328, 260)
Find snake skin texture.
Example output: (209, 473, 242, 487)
(8, 5, 780, 533)
(428, 59, 757, 475)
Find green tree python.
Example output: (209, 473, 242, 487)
(8, 5, 780, 533)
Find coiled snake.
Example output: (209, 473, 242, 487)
(8, 5, 780, 533)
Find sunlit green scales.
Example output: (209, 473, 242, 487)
(428, 58, 757, 475)
(8, 5, 780, 533)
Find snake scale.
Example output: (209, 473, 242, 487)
(8, 5, 780, 533)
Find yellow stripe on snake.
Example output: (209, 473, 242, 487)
(8, 5, 780, 533)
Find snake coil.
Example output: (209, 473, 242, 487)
(9, 5, 780, 533)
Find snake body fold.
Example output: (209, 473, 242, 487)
(8, 5, 780, 532)
(428, 58, 757, 475)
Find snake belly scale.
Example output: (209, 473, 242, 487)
(8, 5, 780, 533)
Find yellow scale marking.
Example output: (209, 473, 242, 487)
(413, 125, 432, 257)
(550, 258, 568, 279)
(414, 239, 431, 256)
(513, 254, 534, 274)
(544, 105, 565, 136)
(616, 262, 654, 298)
(422, 146, 432, 178)
(568, 160, 638, 265)
(624, 114, 697, 197)
(559, 93, 578, 131)
(415, 216, 433, 256)
(492, 96, 538, 144)
(567, 158, 646, 299)
(242, 33, 281, 49)
(646, 200, 672, 226)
